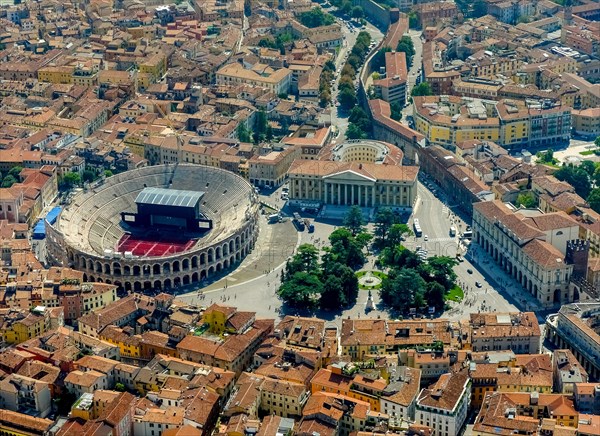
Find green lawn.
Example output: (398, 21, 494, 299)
(445, 285, 464, 302)
(356, 270, 387, 290)
(580, 150, 596, 156)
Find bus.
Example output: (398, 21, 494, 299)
(449, 226, 456, 237)
(463, 230, 473, 239)
(413, 219, 422, 237)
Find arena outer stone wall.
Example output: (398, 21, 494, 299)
(46, 164, 259, 293)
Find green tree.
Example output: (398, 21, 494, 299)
(425, 281, 446, 310)
(380, 267, 426, 312)
(319, 90, 331, 108)
(284, 244, 320, 279)
(8, 166, 23, 178)
(396, 36, 415, 67)
(379, 244, 422, 269)
(82, 169, 96, 183)
(346, 54, 362, 71)
(555, 164, 592, 198)
(517, 15, 531, 23)
(374, 208, 396, 244)
(411, 82, 433, 96)
(371, 47, 392, 70)
(258, 37, 276, 49)
(387, 223, 412, 247)
(338, 87, 357, 110)
(115, 382, 126, 392)
(1, 175, 16, 188)
(320, 262, 359, 308)
(595, 135, 600, 150)
(324, 60, 336, 72)
(408, 11, 419, 28)
(351, 5, 364, 18)
(328, 228, 366, 268)
(390, 102, 402, 121)
(536, 148, 557, 165)
(421, 256, 458, 291)
(516, 192, 536, 208)
(579, 160, 596, 178)
(341, 0, 352, 15)
(588, 188, 600, 214)
(343, 205, 365, 235)
(237, 123, 251, 142)
(338, 75, 355, 92)
(348, 106, 370, 132)
(320, 275, 345, 309)
(60, 172, 80, 190)
(346, 123, 367, 139)
(104, 170, 113, 178)
(298, 8, 335, 27)
(278, 271, 323, 308)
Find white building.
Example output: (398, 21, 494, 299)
(472, 201, 579, 308)
(380, 367, 421, 422)
(416, 370, 471, 436)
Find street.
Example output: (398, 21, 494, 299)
(329, 14, 384, 140)
(400, 29, 423, 123)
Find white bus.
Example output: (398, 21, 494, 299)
(413, 219, 423, 237)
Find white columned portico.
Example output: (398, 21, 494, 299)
(371, 185, 376, 207)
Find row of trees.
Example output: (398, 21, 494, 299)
(319, 60, 336, 108)
(338, 31, 372, 110)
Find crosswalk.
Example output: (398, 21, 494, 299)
(426, 237, 456, 243)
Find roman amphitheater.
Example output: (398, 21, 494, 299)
(46, 164, 259, 293)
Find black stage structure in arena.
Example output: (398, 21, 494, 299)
(121, 187, 213, 231)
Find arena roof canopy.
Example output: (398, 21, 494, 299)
(135, 187, 205, 208)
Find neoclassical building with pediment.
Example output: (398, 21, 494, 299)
(287, 140, 419, 209)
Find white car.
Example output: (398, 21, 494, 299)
(424, 235, 429, 241)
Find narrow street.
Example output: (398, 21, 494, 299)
(329, 14, 384, 141)
(400, 29, 423, 123)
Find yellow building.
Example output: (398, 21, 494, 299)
(469, 354, 553, 409)
(2, 310, 51, 344)
(216, 62, 292, 95)
(70, 390, 120, 421)
(38, 66, 75, 84)
(124, 133, 146, 158)
(413, 95, 570, 149)
(99, 325, 142, 360)
(203, 304, 237, 334)
(139, 53, 167, 83)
